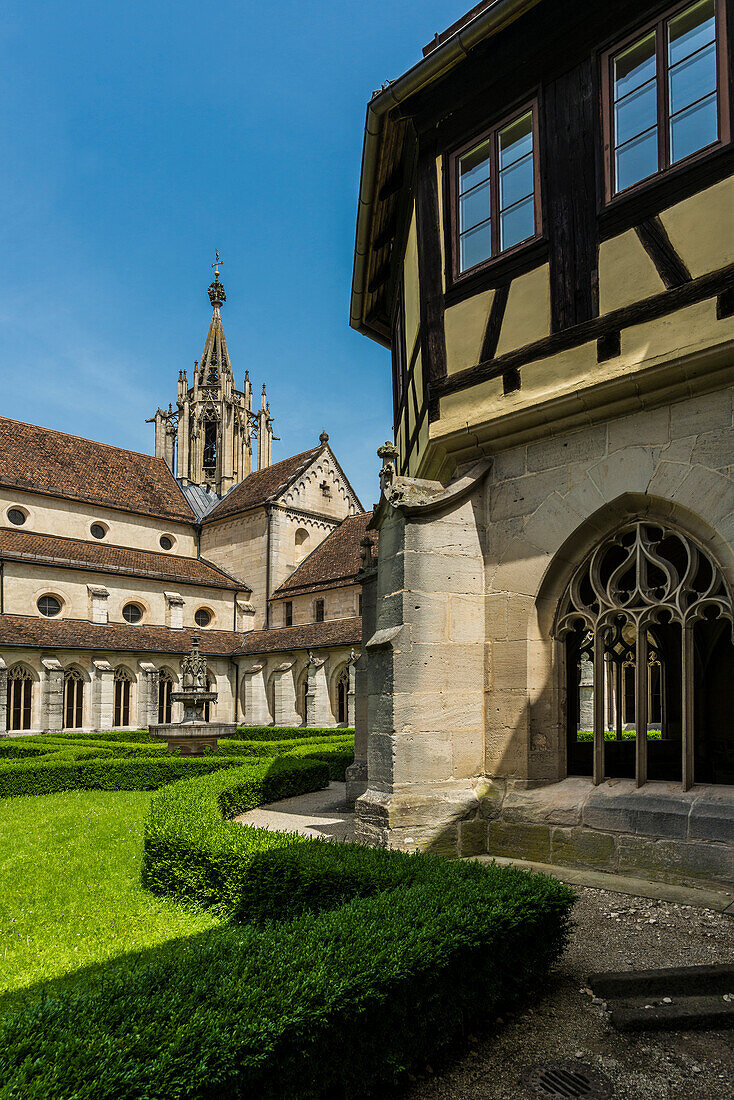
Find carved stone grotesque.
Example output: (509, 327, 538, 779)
(377, 441, 399, 496)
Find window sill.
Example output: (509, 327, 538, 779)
(444, 237, 549, 307)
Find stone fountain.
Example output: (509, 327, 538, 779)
(149, 630, 236, 754)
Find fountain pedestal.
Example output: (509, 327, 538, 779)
(149, 633, 236, 755)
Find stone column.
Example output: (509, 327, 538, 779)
(306, 652, 334, 728)
(0, 658, 7, 734)
(41, 657, 65, 732)
(347, 652, 357, 728)
(92, 660, 114, 731)
(355, 454, 490, 855)
(138, 662, 160, 729)
(346, 539, 377, 804)
(271, 661, 301, 727)
(242, 664, 271, 725)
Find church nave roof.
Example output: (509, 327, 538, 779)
(0, 615, 244, 656)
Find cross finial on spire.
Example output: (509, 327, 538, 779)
(211, 250, 223, 279)
(208, 252, 226, 308)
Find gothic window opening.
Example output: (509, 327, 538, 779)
(556, 521, 734, 788)
(285, 601, 293, 627)
(204, 677, 213, 722)
(63, 669, 84, 730)
(296, 669, 308, 724)
(7, 666, 32, 731)
(203, 419, 218, 472)
(158, 671, 173, 725)
(315, 599, 325, 623)
(336, 667, 349, 726)
(113, 668, 132, 728)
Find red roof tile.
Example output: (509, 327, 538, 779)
(0, 527, 246, 591)
(203, 447, 321, 523)
(0, 615, 243, 656)
(236, 616, 362, 655)
(273, 512, 375, 598)
(0, 417, 194, 523)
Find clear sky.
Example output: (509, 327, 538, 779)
(1, 1, 465, 509)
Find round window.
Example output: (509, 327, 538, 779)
(7, 508, 27, 526)
(122, 603, 143, 624)
(90, 524, 106, 540)
(159, 535, 173, 551)
(37, 595, 61, 617)
(194, 608, 212, 628)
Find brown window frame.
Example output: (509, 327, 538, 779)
(601, 0, 731, 204)
(447, 99, 542, 284)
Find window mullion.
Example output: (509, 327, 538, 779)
(658, 18, 671, 171)
(490, 127, 500, 259)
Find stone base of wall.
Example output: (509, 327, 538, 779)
(344, 759, 368, 806)
(480, 778, 734, 892)
(355, 780, 486, 857)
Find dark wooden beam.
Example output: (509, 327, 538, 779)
(433, 263, 734, 400)
(415, 140, 448, 423)
(635, 217, 692, 290)
(480, 283, 510, 362)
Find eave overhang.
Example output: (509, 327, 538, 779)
(349, 0, 544, 344)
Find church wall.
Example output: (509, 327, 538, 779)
(269, 508, 340, 595)
(200, 509, 270, 629)
(0, 647, 234, 734)
(0, 489, 197, 556)
(278, 454, 360, 522)
(2, 561, 238, 630)
(271, 583, 361, 628)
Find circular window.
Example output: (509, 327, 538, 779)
(90, 524, 107, 540)
(159, 535, 173, 551)
(37, 595, 61, 617)
(7, 508, 27, 526)
(122, 603, 143, 624)
(194, 608, 212, 628)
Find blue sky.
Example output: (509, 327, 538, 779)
(0, 1, 464, 509)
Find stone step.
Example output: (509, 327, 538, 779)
(609, 994, 734, 1031)
(590, 963, 734, 999)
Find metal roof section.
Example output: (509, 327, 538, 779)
(177, 481, 222, 521)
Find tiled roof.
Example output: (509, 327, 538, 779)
(0, 615, 243, 656)
(235, 616, 362, 655)
(0, 417, 194, 523)
(273, 512, 375, 598)
(203, 447, 321, 523)
(0, 527, 246, 591)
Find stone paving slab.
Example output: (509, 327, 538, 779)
(234, 781, 355, 842)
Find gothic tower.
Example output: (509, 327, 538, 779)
(150, 255, 274, 496)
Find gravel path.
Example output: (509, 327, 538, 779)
(400, 887, 734, 1100)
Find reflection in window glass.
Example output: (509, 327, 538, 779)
(609, 1, 721, 196)
(613, 32, 658, 192)
(498, 112, 535, 251)
(669, 0, 717, 163)
(458, 140, 491, 272)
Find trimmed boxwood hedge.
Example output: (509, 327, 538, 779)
(235, 724, 353, 741)
(0, 730, 353, 798)
(0, 867, 573, 1100)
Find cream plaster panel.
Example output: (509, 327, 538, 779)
(444, 291, 494, 377)
(495, 264, 550, 357)
(403, 207, 421, 356)
(435, 298, 734, 441)
(598, 230, 663, 315)
(660, 177, 734, 278)
(0, 489, 197, 555)
(272, 584, 361, 628)
(414, 350, 424, 408)
(2, 561, 235, 629)
(270, 509, 337, 592)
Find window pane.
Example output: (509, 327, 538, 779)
(614, 32, 657, 100)
(459, 180, 490, 232)
(460, 221, 492, 271)
(459, 140, 491, 194)
(670, 92, 718, 161)
(499, 151, 533, 213)
(669, 41, 717, 115)
(615, 126, 658, 191)
(668, 0, 715, 68)
(498, 112, 532, 170)
(615, 79, 658, 146)
(500, 196, 535, 251)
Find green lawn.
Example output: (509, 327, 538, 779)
(0, 789, 224, 1015)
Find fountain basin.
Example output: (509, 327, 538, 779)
(149, 720, 236, 755)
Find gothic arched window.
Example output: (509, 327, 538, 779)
(113, 668, 133, 728)
(336, 667, 349, 726)
(7, 666, 33, 731)
(63, 669, 84, 730)
(556, 521, 734, 789)
(158, 671, 173, 725)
